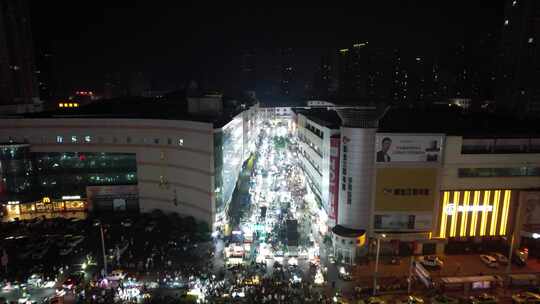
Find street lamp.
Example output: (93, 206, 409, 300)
(373, 233, 386, 295)
(506, 233, 515, 279)
(94, 221, 108, 276)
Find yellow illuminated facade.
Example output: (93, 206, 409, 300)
(439, 190, 512, 238)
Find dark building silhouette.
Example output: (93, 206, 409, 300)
(240, 49, 256, 91)
(35, 48, 54, 104)
(280, 47, 294, 96)
(0, 0, 40, 110)
(337, 42, 370, 103)
(310, 50, 337, 100)
(497, 0, 540, 115)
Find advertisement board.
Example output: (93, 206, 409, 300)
(86, 185, 138, 212)
(521, 191, 540, 227)
(375, 133, 444, 163)
(328, 136, 340, 221)
(374, 213, 433, 231)
(375, 168, 437, 212)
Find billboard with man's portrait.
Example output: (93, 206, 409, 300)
(375, 133, 445, 163)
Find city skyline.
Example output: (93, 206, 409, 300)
(27, 2, 504, 100)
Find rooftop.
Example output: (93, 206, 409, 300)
(1, 95, 252, 129)
(331, 225, 365, 238)
(293, 108, 342, 129)
(379, 108, 540, 137)
(294, 106, 540, 137)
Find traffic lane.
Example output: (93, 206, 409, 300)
(336, 254, 540, 281)
(427, 254, 540, 277)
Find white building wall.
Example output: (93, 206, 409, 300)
(0, 118, 215, 224)
(338, 127, 376, 230)
(441, 136, 540, 190)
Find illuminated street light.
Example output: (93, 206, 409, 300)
(533, 233, 540, 239)
(373, 233, 387, 295)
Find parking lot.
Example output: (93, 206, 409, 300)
(0, 211, 212, 303)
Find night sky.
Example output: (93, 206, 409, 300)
(30, 1, 505, 96)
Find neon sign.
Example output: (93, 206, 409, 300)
(445, 203, 493, 215)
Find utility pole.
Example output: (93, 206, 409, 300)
(100, 224, 108, 275)
(408, 256, 414, 294)
(506, 233, 514, 285)
(373, 234, 386, 295)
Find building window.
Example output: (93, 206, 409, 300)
(112, 137, 117, 143)
(504, 19, 509, 26)
(512, 0, 517, 6)
(71, 136, 77, 143)
(528, 37, 534, 43)
(56, 136, 63, 143)
(84, 136, 91, 143)
(154, 138, 160, 144)
(459, 167, 540, 177)
(343, 145, 347, 153)
(178, 139, 184, 146)
(347, 192, 352, 205)
(167, 138, 172, 145)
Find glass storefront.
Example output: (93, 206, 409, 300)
(0, 144, 36, 202)
(34, 152, 137, 196)
(214, 116, 245, 213)
(1, 148, 138, 218)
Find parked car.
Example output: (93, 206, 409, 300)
(419, 255, 443, 268)
(512, 291, 540, 303)
(490, 252, 508, 265)
(395, 296, 424, 304)
(389, 256, 401, 265)
(468, 293, 498, 304)
(62, 273, 82, 289)
(145, 221, 157, 232)
(18, 250, 33, 260)
(121, 218, 133, 227)
(480, 255, 498, 268)
(358, 296, 386, 304)
(31, 247, 49, 260)
(338, 266, 352, 281)
(68, 235, 85, 247)
(59, 246, 74, 256)
(431, 295, 459, 304)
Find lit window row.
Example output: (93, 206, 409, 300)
(58, 102, 79, 108)
(56, 135, 184, 146)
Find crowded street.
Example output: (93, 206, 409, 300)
(208, 118, 332, 302)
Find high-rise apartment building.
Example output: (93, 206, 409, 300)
(240, 49, 256, 91)
(497, 0, 540, 114)
(0, 0, 41, 112)
(280, 47, 294, 96)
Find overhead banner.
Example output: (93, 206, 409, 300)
(375, 133, 444, 163)
(328, 136, 340, 221)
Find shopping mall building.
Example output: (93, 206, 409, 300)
(293, 107, 540, 264)
(0, 94, 259, 228)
